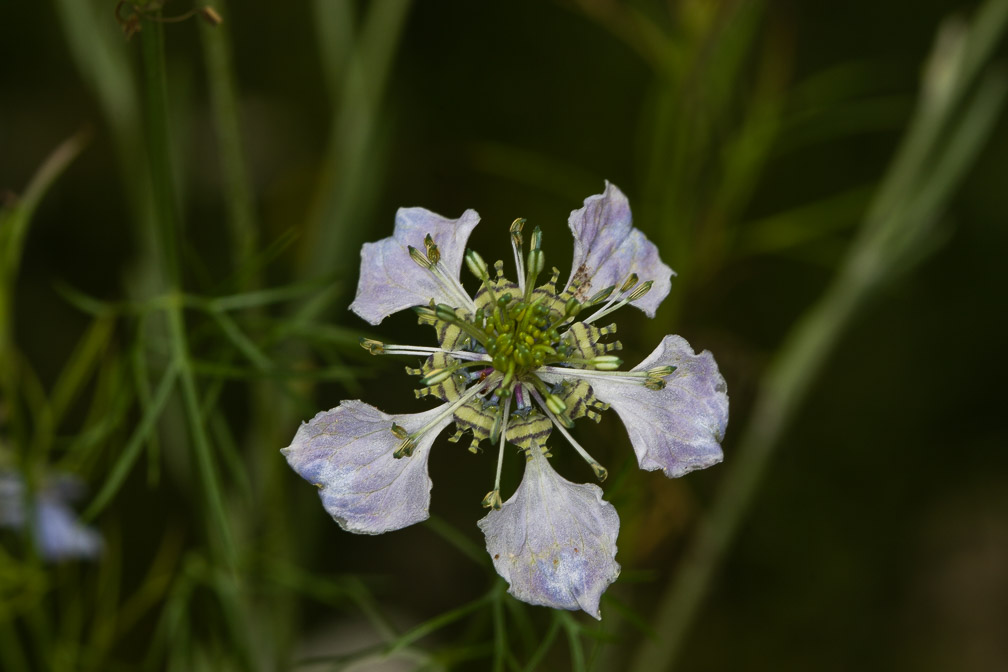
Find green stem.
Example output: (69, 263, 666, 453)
(140, 16, 255, 669)
(302, 0, 413, 282)
(197, 1, 258, 272)
(140, 19, 180, 284)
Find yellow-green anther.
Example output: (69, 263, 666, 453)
(620, 273, 639, 293)
(464, 248, 488, 279)
(482, 489, 503, 510)
(628, 279, 654, 301)
(509, 218, 525, 244)
(545, 393, 567, 416)
(393, 438, 417, 458)
(648, 365, 677, 377)
(587, 285, 615, 306)
(419, 367, 456, 386)
(412, 305, 437, 320)
(407, 245, 432, 269)
(590, 461, 608, 482)
(645, 377, 667, 391)
(359, 337, 385, 354)
(423, 233, 441, 265)
(435, 303, 459, 321)
(390, 424, 409, 439)
(530, 225, 542, 251)
(590, 355, 623, 370)
(564, 297, 581, 318)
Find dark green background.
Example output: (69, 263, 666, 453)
(2, 1, 1006, 670)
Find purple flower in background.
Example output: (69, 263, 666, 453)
(0, 471, 103, 562)
(283, 183, 728, 618)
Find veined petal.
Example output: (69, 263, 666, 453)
(477, 447, 621, 619)
(350, 207, 480, 325)
(564, 182, 673, 317)
(587, 335, 728, 477)
(283, 400, 454, 534)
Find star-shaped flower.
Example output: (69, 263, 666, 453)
(284, 182, 728, 618)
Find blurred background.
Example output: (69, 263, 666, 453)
(1, 0, 1007, 670)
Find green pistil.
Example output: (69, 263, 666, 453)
(484, 295, 563, 378)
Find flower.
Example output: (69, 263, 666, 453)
(0, 470, 103, 562)
(283, 182, 728, 618)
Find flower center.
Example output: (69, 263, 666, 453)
(484, 295, 564, 377)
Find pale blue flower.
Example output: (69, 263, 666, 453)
(284, 182, 728, 618)
(0, 471, 103, 561)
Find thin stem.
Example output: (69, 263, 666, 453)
(198, 0, 258, 272)
(372, 343, 491, 362)
(493, 396, 513, 492)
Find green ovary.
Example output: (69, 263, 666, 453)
(484, 294, 568, 385)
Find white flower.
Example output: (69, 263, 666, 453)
(283, 182, 728, 618)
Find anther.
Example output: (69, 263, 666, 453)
(620, 273, 639, 293)
(564, 297, 581, 318)
(407, 245, 433, 269)
(586, 285, 615, 306)
(359, 337, 385, 355)
(530, 226, 542, 251)
(390, 424, 408, 439)
(509, 218, 525, 245)
(393, 438, 417, 459)
(423, 234, 441, 265)
(590, 355, 623, 370)
(545, 393, 567, 416)
(628, 280, 654, 302)
(418, 367, 456, 386)
(482, 489, 503, 510)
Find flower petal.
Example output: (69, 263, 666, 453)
(0, 471, 103, 561)
(350, 207, 480, 324)
(477, 447, 621, 619)
(35, 499, 103, 561)
(588, 335, 728, 477)
(282, 400, 454, 534)
(564, 182, 673, 317)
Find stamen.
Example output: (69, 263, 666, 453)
(482, 393, 513, 510)
(417, 360, 487, 386)
(407, 238, 477, 313)
(359, 338, 491, 363)
(526, 385, 608, 482)
(423, 233, 441, 265)
(510, 218, 527, 294)
(536, 365, 653, 385)
(583, 277, 655, 325)
(395, 375, 499, 458)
